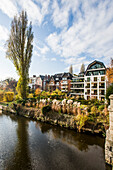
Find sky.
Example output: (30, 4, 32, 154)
(0, 0, 113, 80)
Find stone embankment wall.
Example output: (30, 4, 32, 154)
(2, 98, 107, 135)
(105, 95, 113, 165)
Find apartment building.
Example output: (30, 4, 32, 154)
(48, 73, 72, 92)
(29, 72, 73, 93)
(70, 72, 84, 98)
(60, 73, 73, 93)
(84, 60, 107, 100)
(71, 60, 107, 100)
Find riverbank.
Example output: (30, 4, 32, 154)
(1, 104, 109, 137)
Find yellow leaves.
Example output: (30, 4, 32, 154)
(35, 88, 41, 96)
(3, 92, 14, 102)
(28, 93, 34, 98)
(0, 92, 4, 101)
(76, 114, 88, 132)
(51, 89, 63, 96)
(106, 68, 113, 84)
(106, 58, 113, 84)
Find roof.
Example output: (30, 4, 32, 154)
(62, 72, 73, 78)
(85, 60, 106, 75)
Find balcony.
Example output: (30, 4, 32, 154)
(99, 86, 105, 88)
(61, 82, 68, 85)
(85, 86, 90, 88)
(61, 89, 68, 92)
(92, 86, 97, 88)
(71, 87, 84, 89)
(70, 92, 84, 95)
(61, 86, 68, 89)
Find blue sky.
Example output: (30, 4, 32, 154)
(0, 0, 113, 80)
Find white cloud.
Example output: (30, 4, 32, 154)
(34, 41, 50, 62)
(0, 0, 18, 18)
(34, 42, 49, 54)
(0, 25, 9, 41)
(0, 0, 50, 25)
(51, 58, 56, 61)
(52, 0, 80, 28)
(17, 0, 50, 25)
(47, 0, 113, 72)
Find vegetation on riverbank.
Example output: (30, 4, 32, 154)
(1, 95, 109, 137)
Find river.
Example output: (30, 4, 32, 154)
(0, 114, 112, 170)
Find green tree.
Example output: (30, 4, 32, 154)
(6, 11, 33, 99)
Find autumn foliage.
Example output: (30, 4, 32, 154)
(106, 58, 113, 84)
(3, 92, 14, 102)
(35, 88, 41, 96)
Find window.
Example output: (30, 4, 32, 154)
(93, 71, 99, 75)
(62, 77, 67, 80)
(101, 77, 105, 81)
(87, 72, 92, 76)
(62, 81, 67, 83)
(100, 70, 105, 75)
(87, 78, 90, 82)
(90, 63, 104, 69)
(94, 77, 97, 81)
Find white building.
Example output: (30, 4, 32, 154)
(71, 60, 107, 100)
(29, 75, 37, 90)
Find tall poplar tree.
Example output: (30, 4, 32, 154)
(69, 65, 73, 75)
(80, 63, 85, 73)
(6, 11, 33, 99)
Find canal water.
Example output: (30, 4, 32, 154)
(0, 114, 112, 170)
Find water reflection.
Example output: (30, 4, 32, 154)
(0, 114, 112, 170)
(36, 121, 104, 151)
(6, 117, 32, 170)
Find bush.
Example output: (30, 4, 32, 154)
(3, 92, 14, 102)
(98, 104, 105, 111)
(91, 106, 98, 115)
(42, 105, 51, 115)
(76, 114, 88, 132)
(16, 99, 27, 106)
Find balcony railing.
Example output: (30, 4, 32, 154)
(91, 93, 97, 95)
